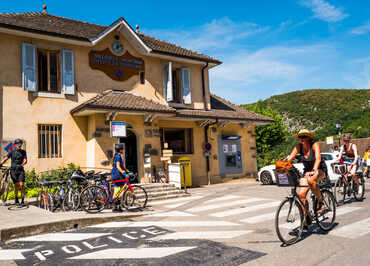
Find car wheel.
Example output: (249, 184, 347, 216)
(260, 171, 273, 185)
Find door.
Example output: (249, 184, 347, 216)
(119, 130, 139, 183)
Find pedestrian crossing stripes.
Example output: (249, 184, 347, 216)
(13, 233, 111, 242)
(153, 230, 253, 240)
(330, 217, 370, 239)
(187, 197, 264, 213)
(150, 196, 203, 207)
(0, 249, 33, 260)
(148, 211, 195, 217)
(210, 201, 281, 217)
(68, 247, 197, 259)
(90, 221, 240, 228)
(203, 195, 242, 203)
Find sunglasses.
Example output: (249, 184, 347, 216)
(298, 136, 308, 139)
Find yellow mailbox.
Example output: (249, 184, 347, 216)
(173, 157, 192, 187)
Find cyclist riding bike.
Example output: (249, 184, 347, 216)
(286, 129, 327, 226)
(335, 135, 361, 190)
(111, 143, 129, 212)
(362, 146, 370, 179)
(0, 139, 27, 206)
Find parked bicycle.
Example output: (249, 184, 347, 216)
(62, 169, 92, 211)
(333, 162, 365, 206)
(274, 166, 336, 245)
(0, 166, 11, 204)
(80, 172, 147, 213)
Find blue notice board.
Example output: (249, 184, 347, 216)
(110, 121, 126, 137)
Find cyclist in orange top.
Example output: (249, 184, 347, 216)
(362, 146, 370, 178)
(286, 129, 327, 225)
(335, 135, 360, 188)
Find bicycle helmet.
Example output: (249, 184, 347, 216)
(14, 138, 23, 145)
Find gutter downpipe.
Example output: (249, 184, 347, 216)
(202, 62, 212, 185)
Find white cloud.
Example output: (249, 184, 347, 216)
(142, 17, 269, 51)
(350, 22, 370, 35)
(300, 0, 348, 22)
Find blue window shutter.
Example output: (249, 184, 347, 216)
(181, 68, 191, 104)
(22, 43, 36, 92)
(62, 49, 75, 95)
(163, 62, 173, 101)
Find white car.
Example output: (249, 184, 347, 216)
(258, 152, 340, 185)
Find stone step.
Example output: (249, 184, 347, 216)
(147, 193, 190, 202)
(136, 189, 185, 198)
(139, 183, 176, 189)
(140, 186, 179, 193)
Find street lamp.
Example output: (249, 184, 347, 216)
(336, 121, 341, 147)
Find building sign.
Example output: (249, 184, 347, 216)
(110, 121, 126, 137)
(89, 49, 144, 81)
(326, 136, 334, 145)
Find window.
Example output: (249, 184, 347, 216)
(38, 125, 62, 158)
(163, 62, 191, 104)
(37, 50, 60, 92)
(160, 128, 193, 154)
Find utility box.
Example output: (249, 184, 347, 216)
(173, 157, 192, 187)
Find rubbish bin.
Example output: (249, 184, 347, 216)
(173, 157, 192, 187)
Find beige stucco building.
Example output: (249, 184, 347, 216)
(0, 8, 272, 185)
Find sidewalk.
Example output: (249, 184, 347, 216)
(0, 203, 156, 242)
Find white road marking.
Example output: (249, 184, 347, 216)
(150, 196, 203, 206)
(187, 198, 265, 213)
(90, 221, 239, 228)
(68, 247, 197, 259)
(0, 249, 32, 260)
(330, 217, 370, 239)
(203, 195, 242, 203)
(240, 206, 362, 224)
(149, 211, 195, 217)
(13, 233, 110, 242)
(211, 201, 280, 218)
(153, 230, 253, 240)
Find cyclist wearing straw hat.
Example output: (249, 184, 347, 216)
(286, 129, 327, 225)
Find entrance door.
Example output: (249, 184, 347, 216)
(119, 130, 139, 183)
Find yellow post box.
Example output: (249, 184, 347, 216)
(173, 157, 192, 187)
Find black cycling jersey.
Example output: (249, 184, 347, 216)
(7, 149, 27, 170)
(298, 143, 326, 174)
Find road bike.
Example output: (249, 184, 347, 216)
(274, 166, 336, 245)
(333, 162, 365, 206)
(0, 166, 11, 204)
(37, 181, 55, 211)
(80, 172, 147, 213)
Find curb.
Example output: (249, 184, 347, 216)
(0, 212, 148, 242)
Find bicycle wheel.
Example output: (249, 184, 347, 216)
(121, 185, 148, 210)
(353, 175, 365, 201)
(47, 193, 55, 212)
(315, 189, 336, 231)
(80, 186, 107, 213)
(37, 191, 46, 209)
(62, 189, 80, 211)
(1, 175, 10, 204)
(334, 177, 346, 205)
(275, 198, 303, 245)
(0, 174, 7, 196)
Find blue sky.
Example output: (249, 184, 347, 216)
(2, 0, 370, 103)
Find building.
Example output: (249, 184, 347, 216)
(0, 6, 273, 185)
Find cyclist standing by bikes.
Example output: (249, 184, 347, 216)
(286, 129, 327, 225)
(362, 146, 370, 179)
(111, 143, 128, 212)
(0, 139, 27, 206)
(335, 135, 361, 190)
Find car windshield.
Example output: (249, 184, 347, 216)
(321, 154, 333, 160)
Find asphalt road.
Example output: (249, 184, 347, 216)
(1, 181, 370, 265)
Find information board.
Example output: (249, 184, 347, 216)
(110, 121, 126, 137)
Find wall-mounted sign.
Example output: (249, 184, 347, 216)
(89, 49, 144, 81)
(110, 121, 126, 137)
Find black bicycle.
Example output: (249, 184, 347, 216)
(0, 166, 11, 204)
(274, 167, 336, 245)
(333, 163, 365, 205)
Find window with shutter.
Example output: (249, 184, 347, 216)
(163, 62, 173, 102)
(37, 49, 60, 92)
(181, 68, 191, 104)
(62, 49, 75, 95)
(22, 43, 36, 92)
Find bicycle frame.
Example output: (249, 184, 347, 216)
(286, 185, 315, 222)
(95, 177, 135, 205)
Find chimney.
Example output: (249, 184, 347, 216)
(42, 4, 47, 14)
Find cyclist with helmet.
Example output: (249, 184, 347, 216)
(362, 146, 370, 179)
(286, 129, 327, 227)
(335, 134, 361, 190)
(111, 143, 128, 212)
(0, 139, 27, 206)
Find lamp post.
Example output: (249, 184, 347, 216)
(336, 121, 341, 147)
